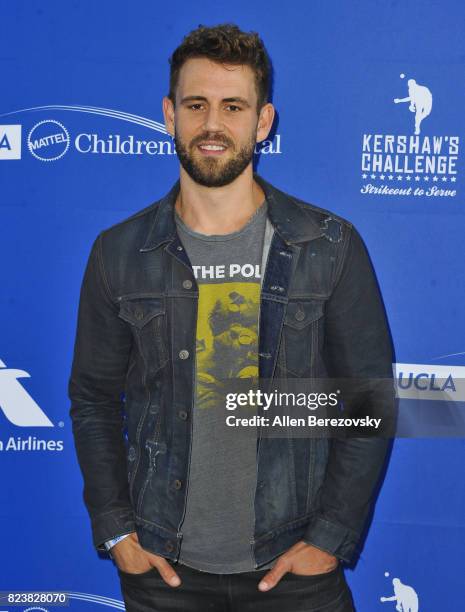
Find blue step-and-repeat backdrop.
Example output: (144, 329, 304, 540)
(1, 1, 464, 610)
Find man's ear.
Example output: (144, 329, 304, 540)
(256, 102, 275, 143)
(162, 96, 175, 137)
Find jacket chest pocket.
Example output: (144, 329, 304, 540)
(117, 297, 169, 377)
(279, 298, 325, 377)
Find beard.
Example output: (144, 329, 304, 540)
(174, 130, 257, 188)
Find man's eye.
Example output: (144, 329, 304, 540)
(226, 105, 241, 112)
(189, 104, 203, 110)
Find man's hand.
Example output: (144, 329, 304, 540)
(258, 541, 339, 592)
(112, 532, 181, 587)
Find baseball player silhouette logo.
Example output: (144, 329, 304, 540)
(394, 74, 432, 135)
(381, 573, 419, 612)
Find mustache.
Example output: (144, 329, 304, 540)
(190, 134, 234, 148)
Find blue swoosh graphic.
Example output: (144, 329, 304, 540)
(0, 105, 168, 135)
(65, 591, 125, 609)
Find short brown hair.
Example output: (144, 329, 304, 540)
(168, 23, 272, 113)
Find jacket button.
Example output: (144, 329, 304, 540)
(178, 410, 188, 420)
(128, 446, 136, 461)
(295, 309, 305, 321)
(179, 349, 189, 360)
(165, 541, 174, 552)
(135, 309, 144, 320)
(182, 279, 192, 289)
(174, 479, 182, 490)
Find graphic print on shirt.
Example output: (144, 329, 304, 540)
(194, 272, 260, 410)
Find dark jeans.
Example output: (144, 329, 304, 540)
(118, 560, 355, 611)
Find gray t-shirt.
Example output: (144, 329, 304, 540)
(174, 199, 274, 573)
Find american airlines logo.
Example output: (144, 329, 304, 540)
(0, 359, 54, 427)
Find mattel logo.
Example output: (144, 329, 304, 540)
(0, 125, 21, 159)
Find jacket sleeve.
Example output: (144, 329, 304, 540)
(302, 224, 397, 563)
(68, 232, 136, 552)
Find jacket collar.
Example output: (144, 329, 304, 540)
(139, 172, 322, 252)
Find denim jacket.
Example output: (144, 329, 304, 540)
(68, 172, 395, 566)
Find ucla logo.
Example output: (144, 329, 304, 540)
(397, 371, 456, 392)
(27, 119, 70, 161)
(0, 125, 22, 159)
(393, 362, 465, 402)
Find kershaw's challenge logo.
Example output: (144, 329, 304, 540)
(361, 73, 459, 198)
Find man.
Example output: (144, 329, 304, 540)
(69, 23, 395, 611)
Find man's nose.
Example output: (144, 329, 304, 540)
(203, 106, 223, 132)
